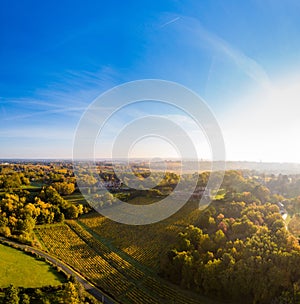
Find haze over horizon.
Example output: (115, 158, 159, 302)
(1, 1, 300, 162)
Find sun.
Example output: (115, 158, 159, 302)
(222, 75, 300, 163)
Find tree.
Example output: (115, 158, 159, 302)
(65, 205, 79, 219)
(62, 282, 81, 304)
(2, 173, 22, 189)
(213, 229, 226, 247)
(0, 226, 11, 237)
(40, 186, 67, 207)
(17, 216, 35, 234)
(253, 185, 270, 204)
(52, 182, 75, 195)
(24, 203, 40, 219)
(21, 293, 30, 304)
(4, 285, 20, 304)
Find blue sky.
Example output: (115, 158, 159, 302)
(1, 1, 300, 161)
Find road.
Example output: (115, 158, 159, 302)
(0, 237, 117, 304)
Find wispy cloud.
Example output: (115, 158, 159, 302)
(0, 127, 73, 140)
(0, 66, 123, 159)
(2, 66, 120, 122)
(174, 16, 272, 90)
(3, 106, 86, 121)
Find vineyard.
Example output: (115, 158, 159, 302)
(35, 217, 217, 304)
(79, 214, 175, 269)
(79, 200, 201, 269)
(35, 224, 132, 297)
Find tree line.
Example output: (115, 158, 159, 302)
(161, 171, 300, 304)
(1, 280, 99, 304)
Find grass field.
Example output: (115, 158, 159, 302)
(125, 196, 163, 205)
(64, 192, 88, 205)
(0, 244, 65, 288)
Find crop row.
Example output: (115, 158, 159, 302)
(124, 287, 158, 304)
(35, 225, 132, 297)
(143, 277, 202, 304)
(79, 214, 205, 304)
(66, 220, 144, 281)
(36, 222, 206, 304)
(79, 215, 175, 268)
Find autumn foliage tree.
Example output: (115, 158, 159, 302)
(162, 183, 300, 304)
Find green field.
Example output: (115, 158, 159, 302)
(0, 244, 65, 288)
(64, 192, 87, 205)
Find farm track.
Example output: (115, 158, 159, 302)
(0, 236, 116, 304)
